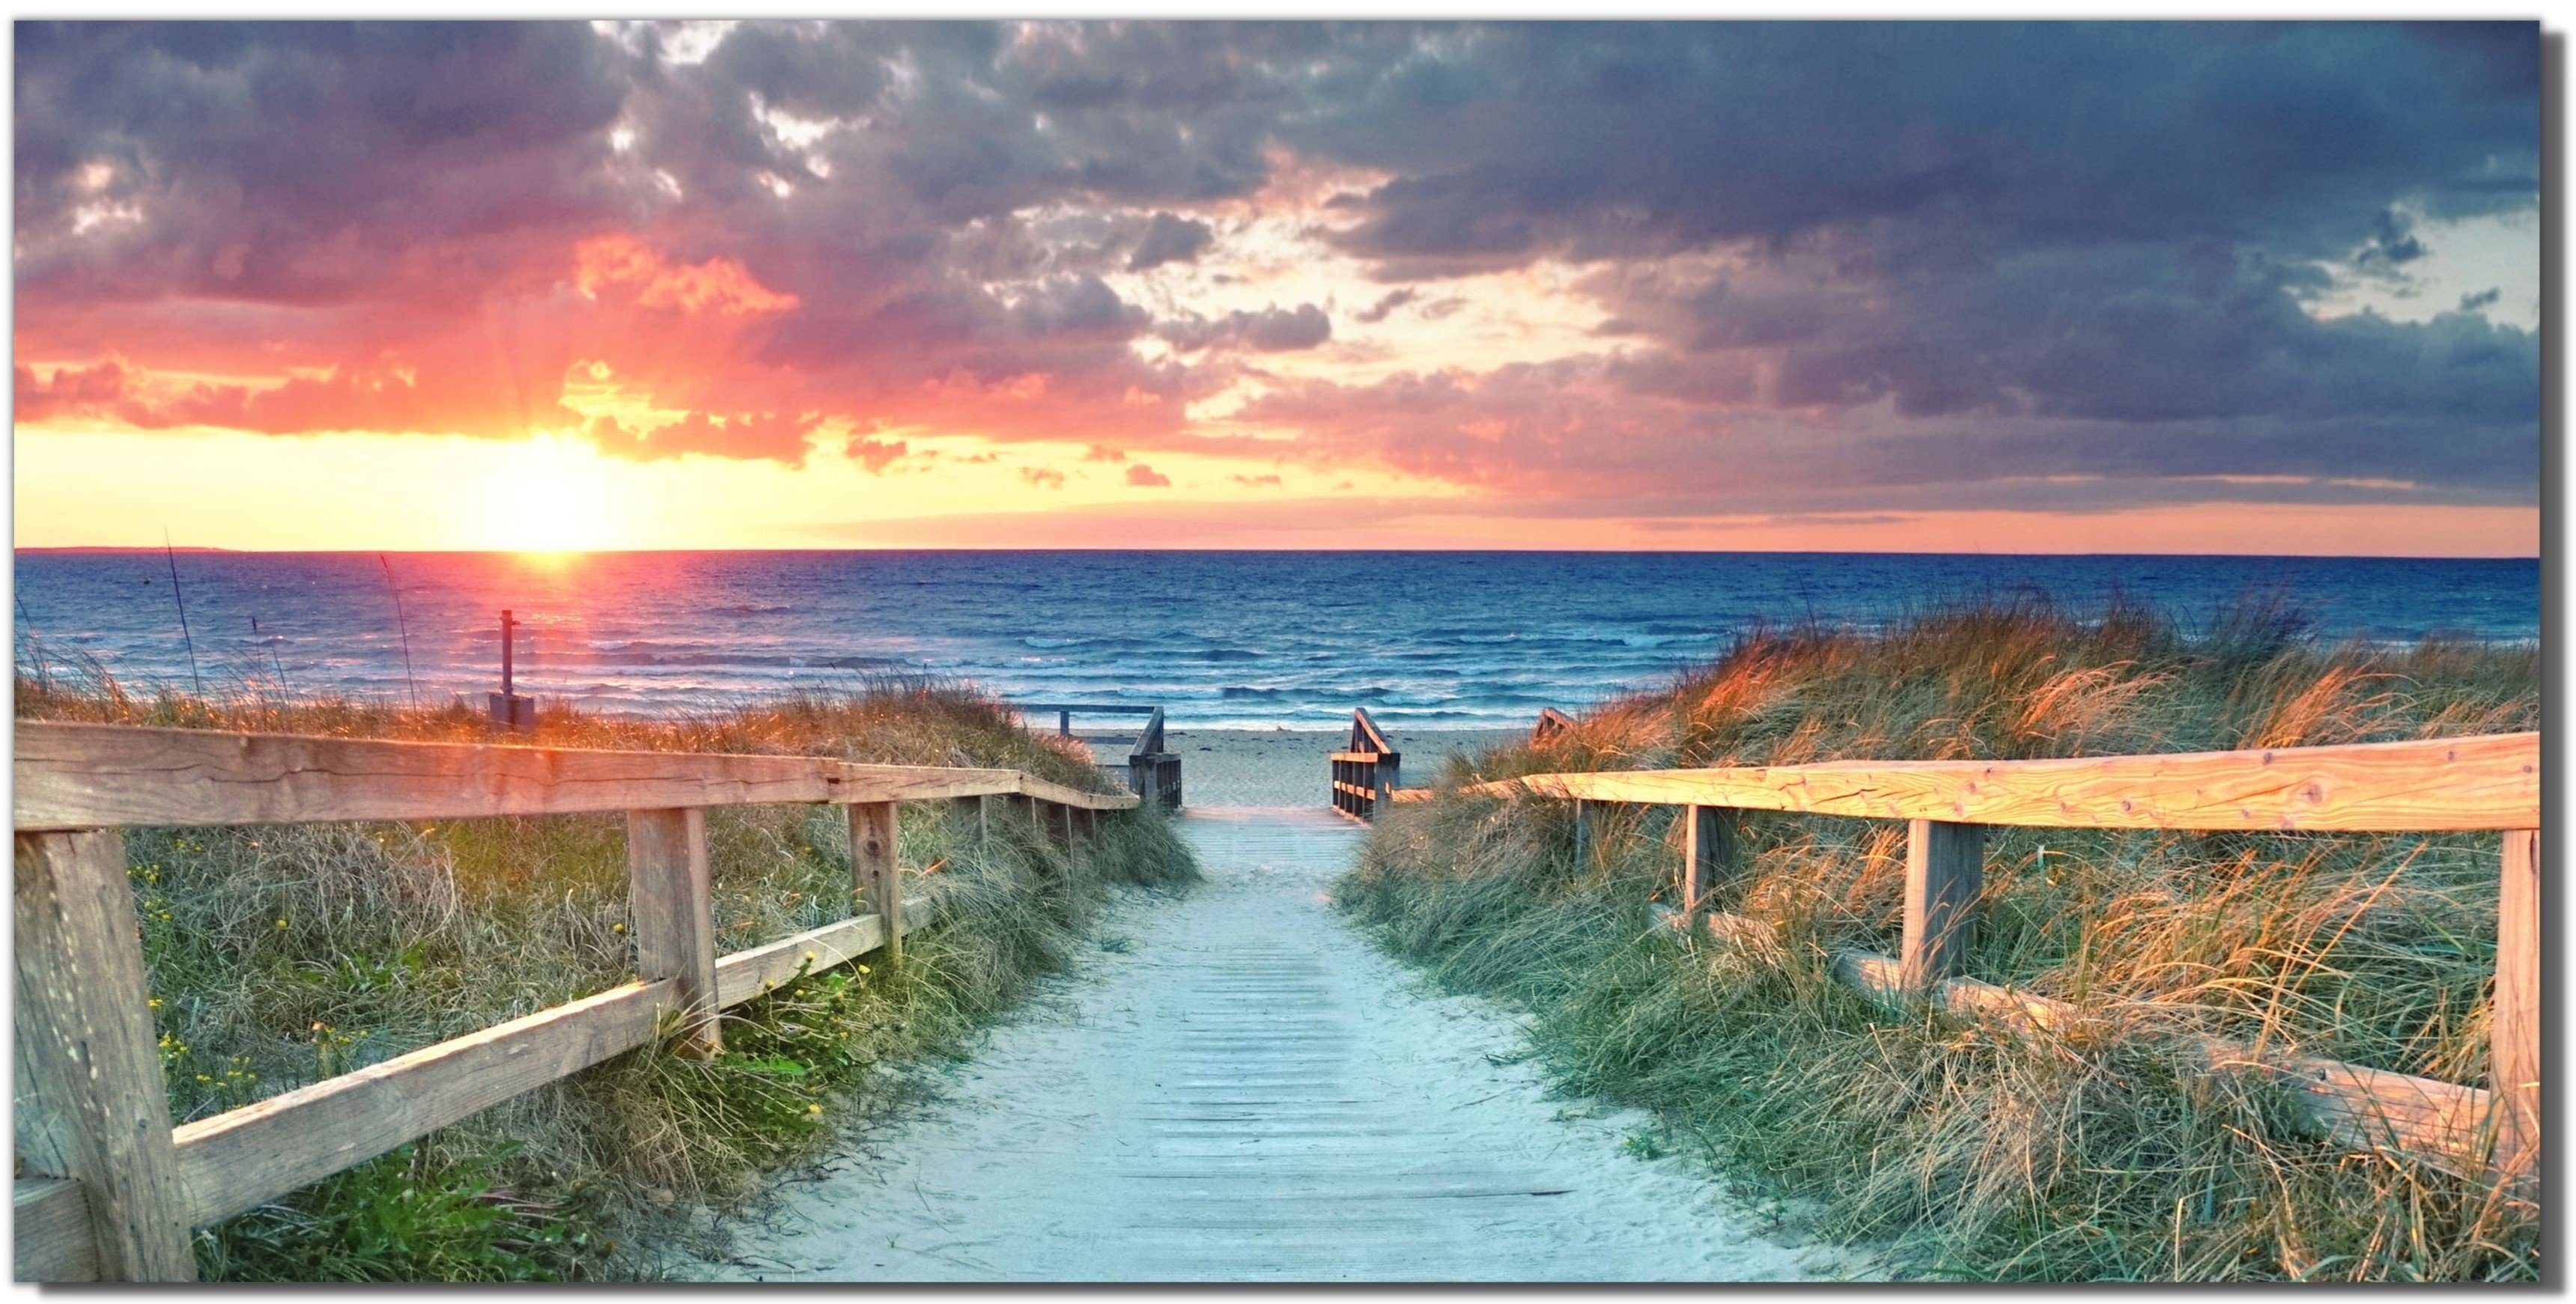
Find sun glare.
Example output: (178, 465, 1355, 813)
(473, 437, 620, 553)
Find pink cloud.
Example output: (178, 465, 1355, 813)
(574, 234, 799, 316)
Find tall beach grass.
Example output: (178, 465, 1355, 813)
(16, 664, 1198, 1280)
(1339, 599, 2537, 1282)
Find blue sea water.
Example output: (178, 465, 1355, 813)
(10, 551, 2539, 729)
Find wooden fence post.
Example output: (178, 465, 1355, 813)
(1573, 800, 1596, 864)
(625, 809, 719, 1055)
(13, 830, 196, 1281)
(1900, 820, 1984, 993)
(2491, 827, 2539, 1192)
(1681, 805, 1739, 913)
(950, 793, 988, 844)
(850, 802, 902, 967)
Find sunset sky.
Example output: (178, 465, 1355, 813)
(12, 20, 2541, 554)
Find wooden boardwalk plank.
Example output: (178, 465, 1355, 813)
(695, 809, 1841, 1284)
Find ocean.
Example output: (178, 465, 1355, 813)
(11, 551, 2539, 730)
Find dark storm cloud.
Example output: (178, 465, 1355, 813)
(1128, 213, 1217, 269)
(1159, 303, 1333, 353)
(16, 21, 635, 305)
(1296, 22, 2536, 268)
(1263, 21, 2539, 508)
(12, 19, 2538, 512)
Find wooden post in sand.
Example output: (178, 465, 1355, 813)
(13, 830, 196, 1281)
(625, 808, 720, 1055)
(1680, 805, 1739, 913)
(850, 801, 902, 966)
(1899, 820, 1984, 993)
(2491, 827, 2539, 1192)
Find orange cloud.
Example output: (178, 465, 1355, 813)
(574, 234, 798, 316)
(16, 353, 574, 438)
(586, 410, 822, 464)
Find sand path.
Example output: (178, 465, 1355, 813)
(693, 808, 1856, 1282)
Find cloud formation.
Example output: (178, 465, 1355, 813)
(1159, 303, 1333, 353)
(13, 20, 2539, 536)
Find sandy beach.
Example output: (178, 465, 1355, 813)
(1082, 728, 1522, 808)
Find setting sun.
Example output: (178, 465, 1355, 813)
(471, 437, 622, 553)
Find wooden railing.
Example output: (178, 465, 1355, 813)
(1021, 701, 1182, 808)
(1359, 707, 1559, 811)
(1531, 707, 1575, 743)
(1328, 708, 1400, 820)
(1442, 731, 2541, 1193)
(11, 721, 1140, 1282)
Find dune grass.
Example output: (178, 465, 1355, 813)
(16, 668, 1198, 1281)
(1338, 600, 2537, 1282)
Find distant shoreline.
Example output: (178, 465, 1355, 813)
(1120, 728, 1522, 808)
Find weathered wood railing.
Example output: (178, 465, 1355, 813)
(1328, 708, 1400, 820)
(1022, 701, 1181, 808)
(11, 721, 1140, 1282)
(1357, 707, 1557, 811)
(1445, 731, 2542, 1192)
(1531, 706, 1575, 743)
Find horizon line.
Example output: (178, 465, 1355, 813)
(11, 543, 2544, 562)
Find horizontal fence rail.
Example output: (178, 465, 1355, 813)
(1391, 722, 2539, 1195)
(16, 722, 1133, 832)
(1471, 732, 2539, 833)
(12, 722, 1141, 1282)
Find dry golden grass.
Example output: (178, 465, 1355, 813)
(1343, 600, 2537, 1281)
